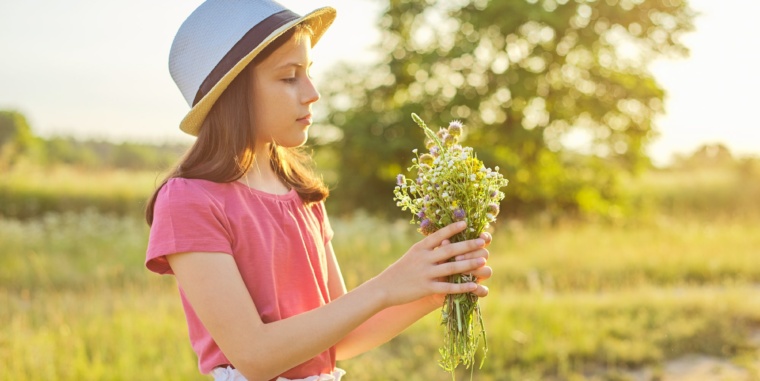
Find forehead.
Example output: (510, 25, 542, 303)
(256, 34, 313, 69)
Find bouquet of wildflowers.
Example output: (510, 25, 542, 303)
(394, 113, 508, 378)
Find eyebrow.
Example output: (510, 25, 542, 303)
(274, 62, 313, 71)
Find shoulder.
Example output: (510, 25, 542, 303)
(153, 178, 239, 221)
(158, 178, 228, 205)
(150, 178, 236, 238)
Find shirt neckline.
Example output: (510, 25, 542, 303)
(230, 179, 299, 201)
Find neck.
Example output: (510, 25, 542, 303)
(238, 144, 290, 194)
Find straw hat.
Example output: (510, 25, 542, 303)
(169, 0, 336, 136)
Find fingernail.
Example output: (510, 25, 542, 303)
(475, 239, 485, 246)
(457, 221, 467, 228)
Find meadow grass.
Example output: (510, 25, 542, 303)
(330, 214, 760, 380)
(0, 286, 201, 381)
(0, 163, 161, 218)
(2, 210, 758, 380)
(623, 167, 760, 220)
(1, 164, 759, 379)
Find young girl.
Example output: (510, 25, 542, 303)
(145, 1, 493, 380)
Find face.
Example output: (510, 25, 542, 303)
(250, 33, 320, 150)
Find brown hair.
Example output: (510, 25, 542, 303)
(146, 25, 328, 225)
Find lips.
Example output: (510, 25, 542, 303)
(297, 114, 312, 124)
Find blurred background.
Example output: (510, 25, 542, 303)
(1, 0, 759, 380)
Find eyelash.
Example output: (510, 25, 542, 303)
(282, 70, 313, 84)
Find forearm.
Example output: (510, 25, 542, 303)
(236, 279, 388, 380)
(335, 295, 440, 360)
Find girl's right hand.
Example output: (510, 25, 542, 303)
(372, 221, 490, 308)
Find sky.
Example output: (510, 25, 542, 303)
(1, 0, 758, 166)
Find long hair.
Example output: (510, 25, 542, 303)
(146, 25, 328, 225)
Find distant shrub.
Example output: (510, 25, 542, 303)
(0, 165, 158, 219)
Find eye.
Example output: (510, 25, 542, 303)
(282, 77, 297, 84)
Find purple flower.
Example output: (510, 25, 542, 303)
(397, 174, 406, 186)
(487, 203, 500, 216)
(453, 207, 466, 221)
(420, 218, 435, 235)
(429, 146, 440, 157)
(416, 209, 426, 219)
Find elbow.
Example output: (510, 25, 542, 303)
(227, 345, 281, 381)
(334, 338, 360, 361)
(335, 334, 390, 361)
(335, 346, 358, 361)
(232, 361, 276, 381)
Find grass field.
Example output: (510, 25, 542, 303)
(2, 213, 759, 380)
(1, 165, 759, 380)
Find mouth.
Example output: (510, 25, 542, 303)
(297, 114, 313, 125)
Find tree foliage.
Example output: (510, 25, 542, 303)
(0, 109, 188, 171)
(0, 110, 39, 166)
(318, 0, 694, 219)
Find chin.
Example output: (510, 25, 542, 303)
(278, 133, 309, 148)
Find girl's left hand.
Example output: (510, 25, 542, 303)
(428, 232, 493, 307)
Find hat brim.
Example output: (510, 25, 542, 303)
(179, 7, 336, 136)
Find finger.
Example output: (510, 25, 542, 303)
(466, 266, 493, 282)
(433, 239, 486, 262)
(420, 222, 466, 249)
(472, 284, 489, 298)
(432, 257, 486, 278)
(434, 240, 455, 266)
(431, 281, 478, 295)
(479, 232, 492, 247)
(454, 248, 489, 262)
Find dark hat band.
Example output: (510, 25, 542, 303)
(192, 9, 300, 106)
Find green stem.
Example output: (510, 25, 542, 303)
(455, 298, 462, 332)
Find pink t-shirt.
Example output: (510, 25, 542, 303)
(145, 178, 336, 379)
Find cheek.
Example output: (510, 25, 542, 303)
(257, 86, 295, 112)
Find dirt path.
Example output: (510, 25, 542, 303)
(625, 330, 760, 381)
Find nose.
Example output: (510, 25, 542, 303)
(302, 76, 320, 105)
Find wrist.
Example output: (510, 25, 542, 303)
(361, 276, 393, 311)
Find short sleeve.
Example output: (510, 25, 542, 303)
(146, 178, 233, 275)
(312, 201, 334, 244)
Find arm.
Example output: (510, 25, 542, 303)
(328, 234, 493, 360)
(168, 222, 487, 381)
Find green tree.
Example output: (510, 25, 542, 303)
(0, 110, 39, 166)
(44, 137, 101, 167)
(318, 0, 694, 219)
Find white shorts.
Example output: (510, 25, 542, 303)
(210, 366, 346, 381)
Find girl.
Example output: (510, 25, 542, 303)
(145, 1, 493, 380)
